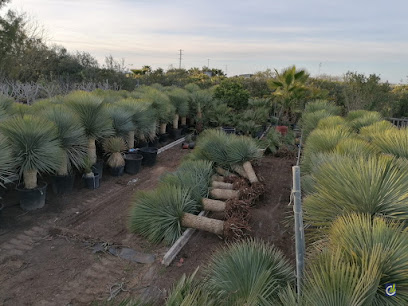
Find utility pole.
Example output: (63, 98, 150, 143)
(178, 49, 183, 69)
(207, 59, 210, 69)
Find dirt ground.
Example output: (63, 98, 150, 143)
(0, 145, 295, 305)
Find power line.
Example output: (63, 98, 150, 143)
(178, 49, 183, 69)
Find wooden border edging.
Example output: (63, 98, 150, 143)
(161, 211, 207, 266)
(157, 137, 185, 154)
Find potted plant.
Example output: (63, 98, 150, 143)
(168, 87, 189, 139)
(65, 91, 114, 179)
(82, 157, 100, 189)
(103, 137, 127, 176)
(43, 105, 88, 194)
(0, 133, 15, 217)
(0, 115, 63, 210)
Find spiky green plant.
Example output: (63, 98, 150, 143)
(304, 99, 342, 115)
(0, 115, 62, 189)
(43, 105, 88, 176)
(141, 87, 175, 124)
(334, 137, 378, 157)
(166, 268, 215, 306)
(301, 126, 352, 173)
(64, 91, 113, 164)
(360, 120, 396, 141)
(304, 156, 408, 236)
(0, 134, 15, 186)
(161, 160, 213, 203)
(168, 87, 189, 117)
(301, 110, 333, 139)
(189, 89, 213, 119)
(103, 137, 127, 168)
(129, 185, 198, 245)
(184, 83, 200, 93)
(258, 128, 282, 154)
(328, 214, 408, 305)
(0, 107, 9, 122)
(204, 239, 294, 305)
(8, 103, 32, 117)
(316, 115, 345, 130)
(345, 110, 382, 132)
(226, 135, 262, 165)
(0, 94, 14, 112)
(371, 127, 408, 158)
(278, 248, 380, 306)
(106, 105, 135, 137)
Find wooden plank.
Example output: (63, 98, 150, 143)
(161, 211, 207, 266)
(157, 137, 185, 154)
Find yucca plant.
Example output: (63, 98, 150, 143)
(189, 89, 213, 127)
(278, 248, 380, 306)
(0, 94, 14, 112)
(316, 115, 345, 130)
(166, 269, 215, 306)
(0, 134, 15, 187)
(103, 137, 127, 168)
(303, 155, 408, 237)
(328, 214, 408, 305)
(43, 105, 88, 176)
(168, 87, 189, 129)
(141, 87, 175, 134)
(359, 120, 396, 141)
(301, 126, 352, 173)
(258, 128, 282, 154)
(129, 185, 247, 244)
(371, 127, 408, 158)
(65, 91, 114, 165)
(204, 239, 294, 305)
(106, 105, 135, 138)
(301, 110, 333, 140)
(0, 115, 62, 189)
(333, 137, 378, 157)
(304, 99, 342, 115)
(345, 110, 382, 132)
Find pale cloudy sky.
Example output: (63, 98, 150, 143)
(7, 0, 408, 82)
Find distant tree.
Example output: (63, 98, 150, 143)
(214, 78, 249, 110)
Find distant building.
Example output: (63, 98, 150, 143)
(203, 71, 213, 77)
(238, 74, 254, 78)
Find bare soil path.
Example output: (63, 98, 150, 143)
(0, 147, 295, 305)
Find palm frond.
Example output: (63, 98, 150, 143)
(106, 105, 135, 136)
(168, 88, 190, 116)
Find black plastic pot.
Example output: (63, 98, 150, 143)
(16, 181, 48, 211)
(159, 133, 168, 143)
(180, 125, 189, 135)
(137, 140, 148, 148)
(222, 126, 236, 134)
(110, 166, 124, 177)
(92, 160, 104, 179)
(171, 128, 182, 139)
(83, 173, 100, 189)
(139, 147, 158, 167)
(51, 174, 75, 195)
(124, 154, 143, 174)
(0, 202, 3, 226)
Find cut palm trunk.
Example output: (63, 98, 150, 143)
(128, 131, 135, 149)
(216, 167, 237, 177)
(243, 161, 259, 183)
(212, 174, 225, 182)
(210, 188, 239, 200)
(57, 152, 69, 176)
(181, 212, 249, 239)
(24, 169, 38, 189)
(212, 181, 234, 190)
(202, 198, 226, 212)
(231, 164, 249, 179)
(181, 116, 187, 126)
(160, 123, 167, 134)
(173, 114, 179, 129)
(88, 137, 97, 165)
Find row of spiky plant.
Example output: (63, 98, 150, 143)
(129, 130, 264, 244)
(156, 101, 408, 306)
(297, 100, 408, 305)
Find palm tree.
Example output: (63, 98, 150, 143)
(43, 105, 88, 176)
(268, 65, 309, 123)
(204, 239, 294, 305)
(64, 91, 113, 165)
(167, 87, 189, 129)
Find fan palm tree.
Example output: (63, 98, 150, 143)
(0, 115, 62, 189)
(268, 66, 309, 123)
(43, 105, 88, 176)
(204, 239, 294, 305)
(64, 91, 114, 165)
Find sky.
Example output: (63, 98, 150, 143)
(6, 0, 408, 83)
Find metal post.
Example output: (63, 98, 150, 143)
(292, 165, 305, 298)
